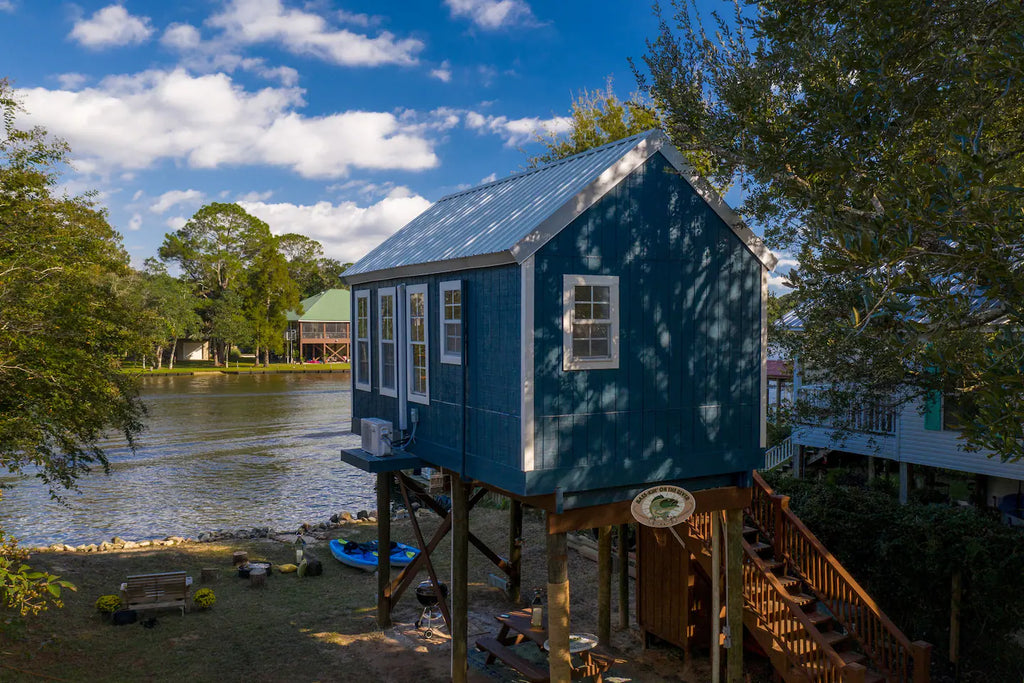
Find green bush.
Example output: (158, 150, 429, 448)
(765, 471, 1024, 680)
(94, 595, 120, 614)
(193, 588, 215, 609)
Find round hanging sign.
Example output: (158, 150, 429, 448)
(630, 485, 696, 528)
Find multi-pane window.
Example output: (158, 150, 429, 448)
(378, 288, 397, 397)
(562, 275, 619, 371)
(407, 284, 429, 404)
(439, 281, 461, 365)
(354, 290, 371, 390)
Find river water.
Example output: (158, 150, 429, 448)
(0, 373, 375, 547)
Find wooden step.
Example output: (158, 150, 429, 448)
(742, 525, 758, 539)
(750, 541, 773, 556)
(819, 629, 850, 648)
(761, 559, 785, 573)
(475, 637, 549, 682)
(838, 651, 867, 667)
(788, 593, 817, 610)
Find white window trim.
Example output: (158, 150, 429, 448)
(439, 280, 462, 365)
(562, 274, 620, 371)
(354, 289, 371, 391)
(377, 287, 397, 398)
(406, 283, 430, 405)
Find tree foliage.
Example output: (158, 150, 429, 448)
(527, 79, 661, 168)
(638, 0, 1024, 459)
(0, 79, 144, 613)
(278, 233, 346, 299)
(244, 237, 300, 365)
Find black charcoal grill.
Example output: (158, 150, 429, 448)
(414, 580, 448, 638)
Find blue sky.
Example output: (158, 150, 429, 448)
(1, 0, 792, 285)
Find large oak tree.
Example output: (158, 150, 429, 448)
(638, 0, 1024, 460)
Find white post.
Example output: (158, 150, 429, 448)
(711, 513, 722, 683)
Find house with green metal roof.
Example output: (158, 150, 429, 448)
(285, 288, 351, 363)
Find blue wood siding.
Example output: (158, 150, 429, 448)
(529, 152, 763, 497)
(350, 265, 523, 489)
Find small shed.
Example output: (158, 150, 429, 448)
(340, 129, 776, 681)
(286, 289, 351, 362)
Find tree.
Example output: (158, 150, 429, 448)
(278, 233, 346, 299)
(140, 260, 202, 370)
(637, 0, 1024, 460)
(159, 203, 271, 364)
(243, 237, 300, 365)
(527, 78, 662, 168)
(0, 79, 148, 612)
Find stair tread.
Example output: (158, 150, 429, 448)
(838, 651, 866, 666)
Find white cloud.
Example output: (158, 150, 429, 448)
(17, 69, 439, 178)
(238, 190, 431, 263)
(479, 172, 497, 184)
(127, 212, 143, 231)
(430, 61, 452, 83)
(445, 0, 536, 29)
(208, 0, 423, 67)
(70, 5, 153, 48)
(160, 23, 201, 50)
(0, 1, 14, 12)
(465, 111, 571, 147)
(56, 72, 88, 89)
(150, 189, 205, 214)
(165, 216, 188, 230)
(237, 190, 273, 202)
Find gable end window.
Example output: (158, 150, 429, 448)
(562, 274, 619, 371)
(354, 290, 371, 391)
(378, 288, 397, 397)
(439, 281, 462, 365)
(406, 284, 429, 404)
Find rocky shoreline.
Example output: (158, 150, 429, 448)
(27, 507, 430, 554)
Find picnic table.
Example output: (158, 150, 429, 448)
(474, 609, 613, 682)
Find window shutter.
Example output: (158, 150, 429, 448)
(924, 391, 942, 431)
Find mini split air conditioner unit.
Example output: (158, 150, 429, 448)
(361, 418, 393, 457)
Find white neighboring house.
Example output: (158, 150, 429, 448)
(174, 340, 209, 362)
(771, 313, 1024, 519)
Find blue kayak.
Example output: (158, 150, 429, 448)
(329, 538, 420, 571)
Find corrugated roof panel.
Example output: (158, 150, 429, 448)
(343, 131, 654, 278)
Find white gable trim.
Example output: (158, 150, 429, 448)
(521, 257, 535, 472)
(510, 131, 777, 271)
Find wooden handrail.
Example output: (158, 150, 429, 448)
(750, 471, 930, 683)
(740, 537, 856, 683)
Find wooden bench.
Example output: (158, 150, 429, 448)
(475, 637, 549, 682)
(120, 571, 192, 615)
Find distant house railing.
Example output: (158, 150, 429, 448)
(796, 385, 897, 435)
(762, 436, 794, 471)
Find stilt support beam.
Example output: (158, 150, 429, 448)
(598, 526, 612, 645)
(451, 478, 469, 683)
(547, 522, 571, 683)
(726, 508, 744, 683)
(617, 523, 629, 630)
(376, 471, 392, 629)
(509, 499, 523, 604)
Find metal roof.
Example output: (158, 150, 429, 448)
(343, 130, 776, 284)
(286, 288, 350, 322)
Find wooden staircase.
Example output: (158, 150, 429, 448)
(676, 473, 931, 682)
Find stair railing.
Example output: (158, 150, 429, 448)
(742, 537, 866, 683)
(762, 436, 795, 471)
(750, 471, 932, 683)
(682, 513, 867, 682)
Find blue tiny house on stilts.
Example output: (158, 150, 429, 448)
(339, 130, 776, 681)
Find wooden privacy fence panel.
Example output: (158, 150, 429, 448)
(749, 472, 930, 683)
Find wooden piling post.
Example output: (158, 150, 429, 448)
(377, 471, 392, 629)
(726, 508, 744, 683)
(711, 513, 722, 683)
(451, 479, 469, 683)
(598, 525, 612, 645)
(509, 499, 523, 604)
(617, 523, 629, 630)
(547, 521, 571, 683)
(950, 569, 961, 675)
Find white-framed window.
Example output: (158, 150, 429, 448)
(406, 284, 429, 404)
(354, 290, 371, 390)
(439, 281, 462, 365)
(562, 274, 619, 371)
(378, 288, 397, 397)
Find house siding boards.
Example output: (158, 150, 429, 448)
(528, 153, 763, 498)
(350, 265, 523, 487)
(794, 399, 1024, 481)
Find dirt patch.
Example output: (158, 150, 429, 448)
(1, 507, 750, 682)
